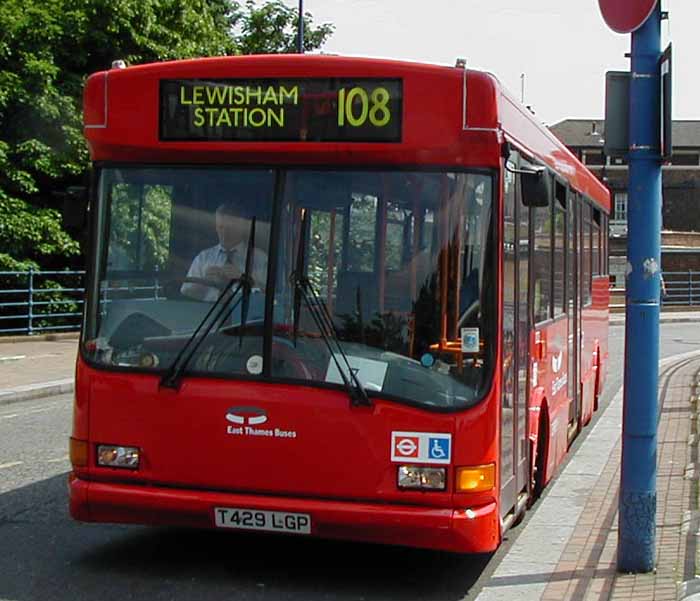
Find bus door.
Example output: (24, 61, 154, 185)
(500, 161, 529, 518)
(567, 191, 579, 430)
(515, 174, 530, 494)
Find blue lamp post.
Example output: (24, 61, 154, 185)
(618, 5, 663, 573)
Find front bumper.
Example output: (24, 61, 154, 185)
(69, 474, 499, 553)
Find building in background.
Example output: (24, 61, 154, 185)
(550, 120, 700, 298)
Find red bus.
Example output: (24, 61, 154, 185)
(69, 55, 610, 553)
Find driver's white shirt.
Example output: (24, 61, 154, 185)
(180, 242, 268, 302)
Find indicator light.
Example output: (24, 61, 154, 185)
(456, 464, 496, 493)
(69, 437, 88, 468)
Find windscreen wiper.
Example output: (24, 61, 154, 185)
(290, 210, 371, 407)
(214, 216, 259, 347)
(160, 219, 256, 390)
(224, 217, 256, 349)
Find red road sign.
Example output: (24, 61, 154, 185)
(598, 0, 658, 33)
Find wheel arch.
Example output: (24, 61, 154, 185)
(528, 386, 550, 490)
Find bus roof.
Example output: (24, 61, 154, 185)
(84, 54, 609, 212)
(495, 80, 610, 212)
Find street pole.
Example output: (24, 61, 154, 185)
(297, 0, 304, 54)
(618, 5, 662, 573)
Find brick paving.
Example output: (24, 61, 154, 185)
(608, 358, 699, 600)
(477, 352, 700, 601)
(539, 444, 619, 601)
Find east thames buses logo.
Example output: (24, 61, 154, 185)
(225, 407, 297, 439)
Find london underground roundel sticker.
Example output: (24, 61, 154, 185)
(391, 432, 451, 464)
(598, 0, 658, 34)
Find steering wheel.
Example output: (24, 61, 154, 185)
(196, 332, 315, 380)
(182, 275, 234, 290)
(458, 299, 481, 328)
(172, 276, 254, 303)
(271, 339, 319, 379)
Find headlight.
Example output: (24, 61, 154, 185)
(397, 465, 446, 490)
(97, 445, 140, 469)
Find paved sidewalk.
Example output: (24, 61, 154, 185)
(0, 335, 78, 404)
(476, 349, 700, 601)
(610, 310, 700, 325)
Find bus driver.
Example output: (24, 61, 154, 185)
(181, 202, 268, 302)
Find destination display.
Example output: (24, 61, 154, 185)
(160, 78, 402, 142)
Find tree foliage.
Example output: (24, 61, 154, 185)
(235, 0, 334, 54)
(0, 0, 334, 270)
(108, 183, 173, 271)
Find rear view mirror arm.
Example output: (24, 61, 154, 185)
(504, 161, 546, 177)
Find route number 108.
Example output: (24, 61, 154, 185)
(337, 87, 392, 128)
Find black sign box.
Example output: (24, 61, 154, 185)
(160, 78, 402, 143)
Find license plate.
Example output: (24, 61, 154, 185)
(214, 507, 311, 534)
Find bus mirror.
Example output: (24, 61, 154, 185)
(62, 186, 88, 230)
(521, 169, 550, 207)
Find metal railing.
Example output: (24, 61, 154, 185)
(0, 270, 86, 335)
(99, 273, 162, 306)
(2, 267, 699, 335)
(662, 271, 700, 306)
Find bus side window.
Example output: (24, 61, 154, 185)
(553, 183, 566, 316)
(532, 188, 553, 323)
(582, 203, 592, 305)
(602, 214, 608, 275)
(592, 208, 601, 277)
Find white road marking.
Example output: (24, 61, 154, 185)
(45, 456, 69, 463)
(0, 353, 62, 363)
(0, 403, 59, 421)
(22, 405, 58, 415)
(0, 355, 26, 363)
(0, 461, 23, 470)
(20, 353, 61, 360)
(0, 403, 60, 421)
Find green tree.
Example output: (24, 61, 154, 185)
(0, 0, 334, 271)
(235, 0, 334, 54)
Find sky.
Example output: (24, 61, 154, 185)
(277, 0, 697, 126)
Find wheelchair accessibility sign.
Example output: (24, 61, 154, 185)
(391, 431, 452, 464)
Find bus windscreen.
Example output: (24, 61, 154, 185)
(84, 167, 496, 410)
